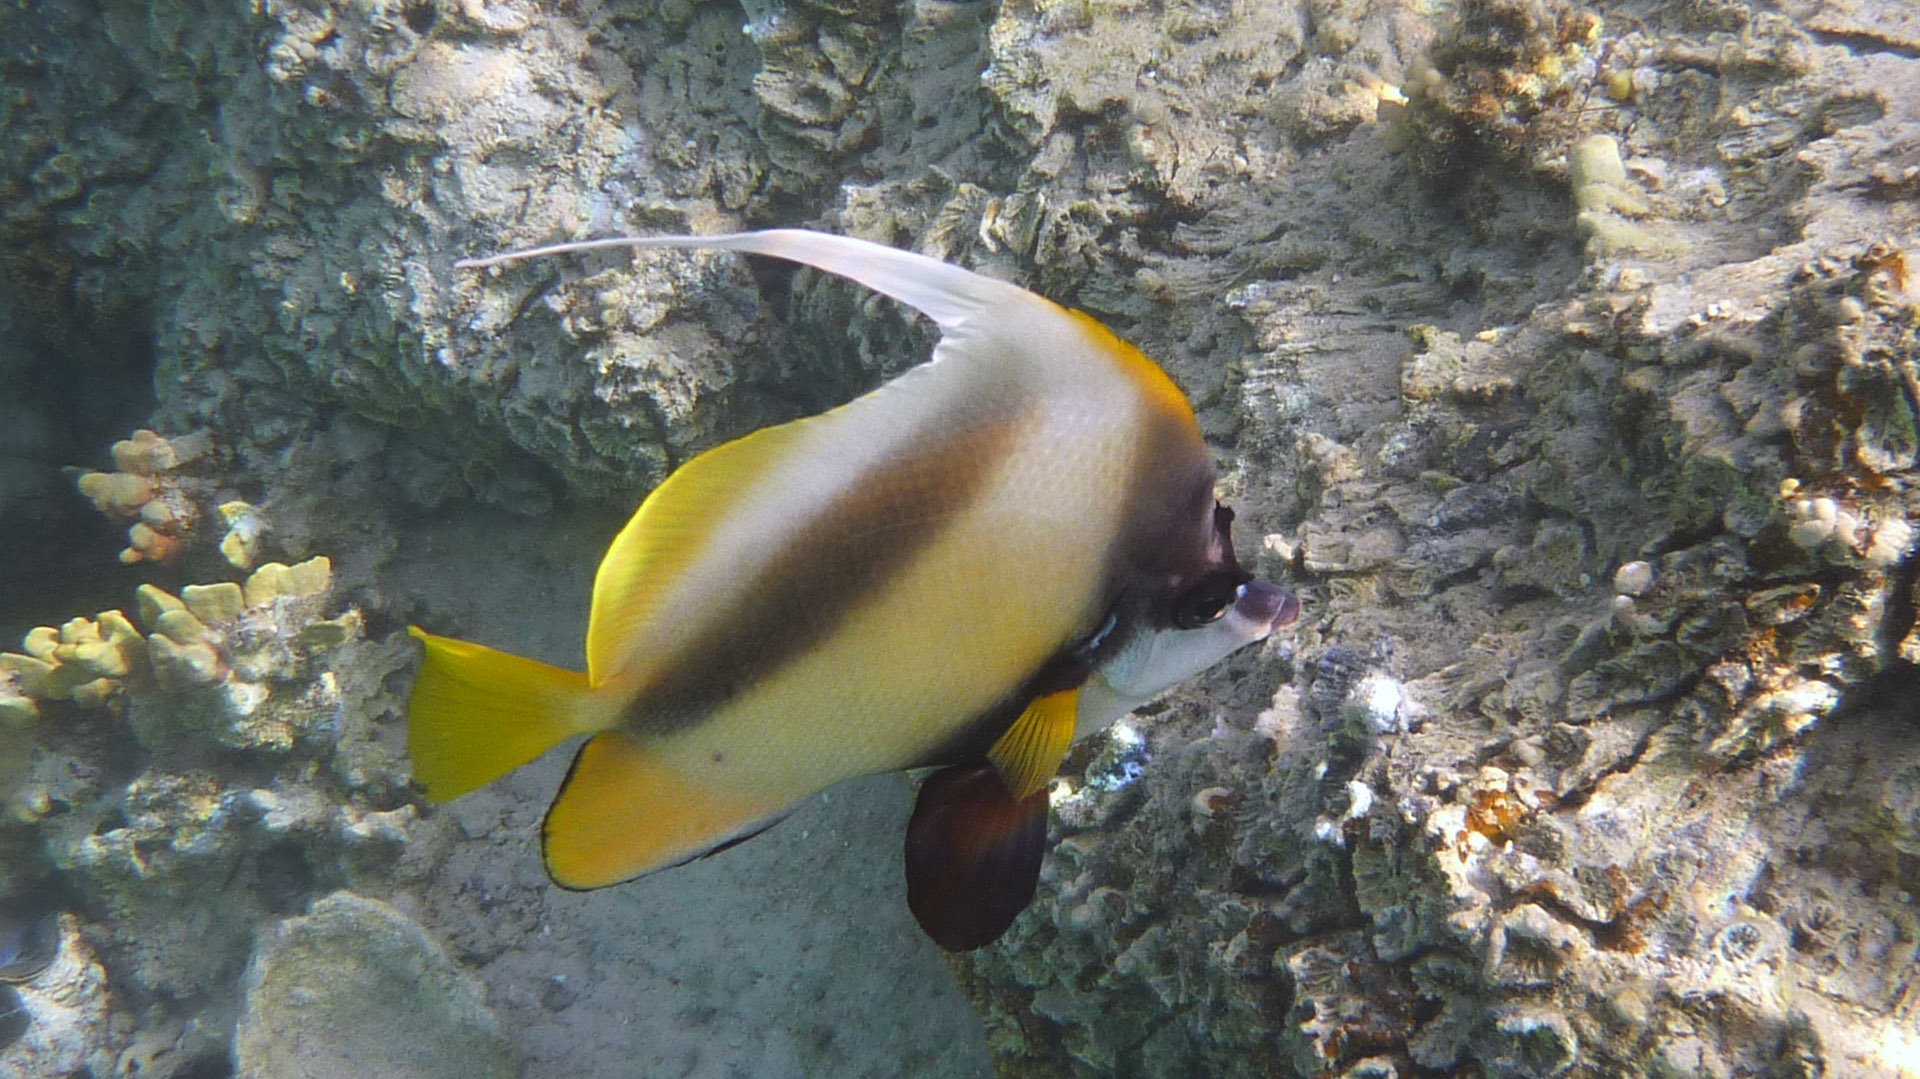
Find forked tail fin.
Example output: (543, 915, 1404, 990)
(406, 627, 609, 801)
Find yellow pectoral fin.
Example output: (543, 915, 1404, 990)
(543, 732, 785, 889)
(987, 687, 1080, 801)
(406, 627, 605, 802)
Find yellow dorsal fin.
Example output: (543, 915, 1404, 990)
(1063, 308, 1200, 437)
(406, 627, 609, 801)
(543, 731, 784, 888)
(586, 419, 812, 687)
(987, 688, 1080, 800)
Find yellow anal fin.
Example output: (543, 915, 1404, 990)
(987, 687, 1080, 800)
(543, 731, 783, 889)
(406, 627, 602, 802)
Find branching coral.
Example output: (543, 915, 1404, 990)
(0, 557, 342, 723)
(71, 428, 274, 571)
(73, 429, 212, 565)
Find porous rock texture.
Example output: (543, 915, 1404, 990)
(232, 891, 517, 1079)
(3, 0, 1918, 1077)
(953, 2, 1920, 1078)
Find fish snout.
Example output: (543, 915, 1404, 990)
(1230, 581, 1301, 638)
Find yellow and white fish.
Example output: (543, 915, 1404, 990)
(407, 230, 1300, 950)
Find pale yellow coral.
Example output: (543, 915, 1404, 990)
(63, 611, 144, 680)
(0, 653, 54, 697)
(0, 653, 49, 725)
(286, 556, 331, 598)
(76, 471, 156, 517)
(152, 608, 213, 648)
(143, 589, 229, 690)
(182, 583, 244, 624)
(1570, 135, 1635, 213)
(0, 690, 36, 726)
(68, 677, 117, 708)
(121, 522, 182, 565)
(109, 428, 210, 475)
(17, 612, 153, 704)
(1568, 135, 1685, 259)
(22, 626, 59, 662)
(79, 429, 212, 564)
(6, 546, 347, 715)
(217, 501, 267, 571)
(6, 609, 155, 708)
(136, 584, 186, 627)
(244, 557, 333, 607)
(147, 634, 225, 692)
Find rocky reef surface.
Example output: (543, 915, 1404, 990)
(2, 0, 1917, 1077)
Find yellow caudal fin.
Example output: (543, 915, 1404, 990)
(406, 627, 611, 802)
(543, 731, 786, 889)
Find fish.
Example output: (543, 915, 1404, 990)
(406, 229, 1301, 950)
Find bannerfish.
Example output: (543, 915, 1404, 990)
(407, 229, 1301, 950)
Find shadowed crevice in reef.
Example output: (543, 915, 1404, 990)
(0, 291, 158, 651)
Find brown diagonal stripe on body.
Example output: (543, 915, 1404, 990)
(623, 390, 1030, 736)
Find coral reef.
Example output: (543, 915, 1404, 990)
(3, 0, 1917, 1076)
(9, 553, 419, 1002)
(73, 429, 212, 565)
(0, 497, 425, 1073)
(0, 557, 343, 744)
(948, 2, 1920, 1078)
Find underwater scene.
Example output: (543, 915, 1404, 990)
(3, 0, 1919, 1076)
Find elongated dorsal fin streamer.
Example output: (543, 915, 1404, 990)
(456, 229, 1035, 334)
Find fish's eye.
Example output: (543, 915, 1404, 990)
(1172, 576, 1239, 629)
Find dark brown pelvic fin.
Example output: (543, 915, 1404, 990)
(903, 763, 1049, 951)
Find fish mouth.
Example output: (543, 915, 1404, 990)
(1231, 581, 1301, 636)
